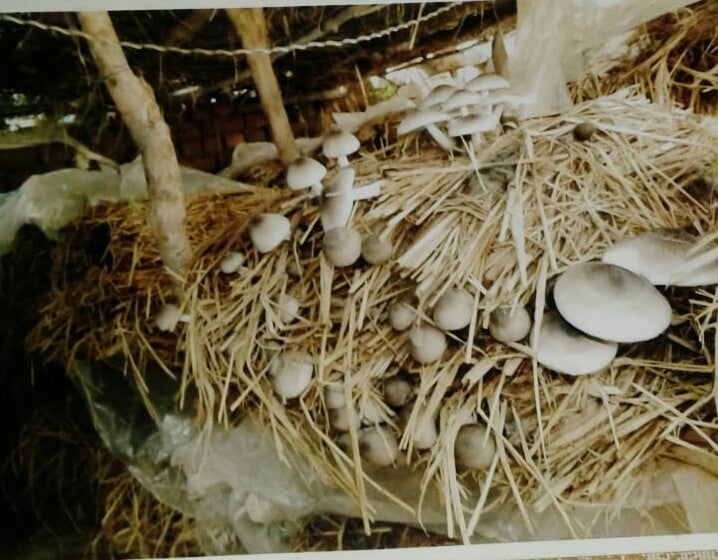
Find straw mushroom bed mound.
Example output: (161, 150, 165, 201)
(29, 91, 718, 540)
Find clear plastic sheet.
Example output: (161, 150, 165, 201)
(508, 0, 701, 118)
(0, 158, 251, 255)
(73, 360, 718, 555)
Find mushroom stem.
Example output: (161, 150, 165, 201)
(425, 123, 455, 151)
(337, 154, 350, 168)
(351, 180, 383, 200)
(226, 8, 300, 166)
(311, 182, 324, 197)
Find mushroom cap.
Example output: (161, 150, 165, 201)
(443, 89, 487, 112)
(397, 109, 451, 135)
(448, 110, 501, 137)
(421, 84, 458, 108)
(554, 261, 672, 343)
(156, 303, 181, 332)
(277, 293, 300, 324)
(535, 311, 618, 376)
(408, 326, 447, 364)
(323, 226, 362, 267)
(329, 407, 360, 432)
(360, 394, 390, 425)
(286, 156, 326, 190)
(433, 288, 473, 331)
(389, 302, 415, 331)
(324, 384, 346, 409)
(358, 426, 400, 466)
(384, 375, 413, 408)
(269, 350, 314, 400)
(249, 213, 291, 253)
(361, 234, 393, 265)
(465, 73, 511, 93)
(601, 228, 718, 287)
(489, 305, 532, 343)
(400, 403, 438, 450)
(455, 423, 496, 470)
(322, 128, 360, 159)
(219, 250, 246, 274)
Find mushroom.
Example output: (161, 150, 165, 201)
(397, 109, 454, 151)
(249, 213, 291, 253)
(358, 426, 401, 466)
(443, 89, 490, 116)
(219, 250, 246, 274)
(489, 305, 531, 343)
(324, 384, 346, 409)
(286, 156, 326, 196)
(276, 293, 300, 324)
(323, 226, 362, 267)
(455, 422, 496, 470)
(320, 167, 355, 231)
(383, 375, 413, 408)
(421, 84, 458, 109)
(601, 229, 718, 287)
(269, 350, 313, 400)
(155, 303, 190, 332)
(433, 288, 474, 331)
(329, 407, 360, 432)
(361, 234, 393, 265)
(553, 261, 672, 343)
(322, 127, 360, 168)
(360, 394, 390, 425)
(389, 302, 415, 331)
(535, 311, 618, 376)
(465, 72, 511, 93)
(573, 122, 597, 141)
(408, 326, 447, 364)
(400, 403, 438, 450)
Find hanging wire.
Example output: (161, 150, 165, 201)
(0, 3, 464, 58)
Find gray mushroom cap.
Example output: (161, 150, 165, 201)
(421, 84, 458, 108)
(602, 228, 718, 287)
(442, 89, 488, 112)
(553, 261, 672, 343)
(397, 109, 451, 135)
(322, 128, 360, 163)
(286, 156, 327, 191)
(465, 73, 511, 93)
(535, 311, 618, 376)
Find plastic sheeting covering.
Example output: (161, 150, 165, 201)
(507, 0, 701, 118)
(74, 360, 718, 555)
(0, 158, 251, 255)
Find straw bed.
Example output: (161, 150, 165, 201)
(29, 90, 718, 541)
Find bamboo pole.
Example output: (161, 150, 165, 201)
(226, 8, 301, 167)
(77, 11, 190, 285)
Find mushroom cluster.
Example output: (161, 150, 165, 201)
(397, 71, 532, 155)
(529, 227, 718, 376)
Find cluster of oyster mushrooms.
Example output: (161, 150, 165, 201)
(397, 71, 533, 154)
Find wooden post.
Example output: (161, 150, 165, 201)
(77, 11, 190, 285)
(226, 8, 301, 167)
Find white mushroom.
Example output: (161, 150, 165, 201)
(360, 394, 390, 425)
(155, 303, 189, 332)
(358, 426, 400, 466)
(384, 375, 413, 408)
(535, 311, 618, 376)
(322, 127, 360, 168)
(320, 167, 355, 231)
(489, 305, 531, 343)
(324, 384, 346, 409)
(465, 73, 510, 93)
(408, 326, 447, 364)
(455, 422, 496, 470)
(286, 156, 326, 196)
(277, 293, 300, 324)
(249, 213, 291, 253)
(389, 302, 415, 331)
(400, 403, 438, 450)
(433, 289, 473, 331)
(421, 84, 458, 109)
(361, 234, 393, 265)
(553, 261, 672, 343)
(323, 226, 362, 267)
(601, 228, 718, 287)
(219, 250, 246, 274)
(397, 109, 454, 151)
(269, 350, 313, 400)
(330, 407, 360, 432)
